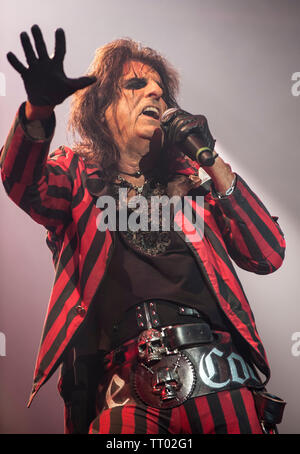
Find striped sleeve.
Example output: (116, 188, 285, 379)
(211, 174, 286, 275)
(0, 104, 74, 230)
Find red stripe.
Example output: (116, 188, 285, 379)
(121, 406, 135, 434)
(194, 395, 215, 434)
(218, 390, 241, 434)
(239, 179, 283, 240)
(97, 410, 111, 434)
(82, 231, 112, 302)
(22, 144, 47, 183)
(178, 405, 192, 434)
(196, 198, 253, 266)
(146, 407, 160, 434)
(239, 388, 262, 434)
(1, 123, 29, 177)
(6, 181, 26, 206)
(233, 182, 284, 267)
(32, 309, 84, 398)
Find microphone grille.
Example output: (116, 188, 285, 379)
(161, 107, 180, 124)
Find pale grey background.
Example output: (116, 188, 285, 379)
(0, 0, 299, 434)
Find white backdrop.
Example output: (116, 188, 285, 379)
(0, 0, 299, 434)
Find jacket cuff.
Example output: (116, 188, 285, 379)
(19, 101, 56, 142)
(211, 174, 256, 220)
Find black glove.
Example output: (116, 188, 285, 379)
(7, 24, 96, 106)
(161, 108, 216, 152)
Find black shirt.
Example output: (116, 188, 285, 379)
(95, 229, 229, 344)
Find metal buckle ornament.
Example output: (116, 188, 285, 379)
(132, 352, 196, 409)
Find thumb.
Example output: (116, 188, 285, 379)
(69, 76, 97, 91)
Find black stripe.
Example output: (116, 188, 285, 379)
(72, 183, 85, 209)
(157, 407, 173, 434)
(91, 415, 100, 433)
(54, 232, 78, 283)
(77, 200, 95, 240)
(134, 405, 147, 434)
(213, 203, 264, 266)
(44, 163, 71, 177)
(20, 184, 71, 223)
(223, 179, 284, 260)
(109, 406, 123, 434)
(205, 220, 253, 308)
(35, 298, 80, 384)
(214, 269, 269, 377)
(0, 115, 20, 168)
(206, 393, 227, 434)
(41, 267, 79, 344)
(47, 185, 72, 201)
(204, 220, 250, 288)
(182, 398, 203, 434)
(9, 135, 36, 182)
(80, 229, 107, 292)
(230, 389, 253, 434)
(2, 177, 14, 195)
(214, 269, 262, 352)
(32, 143, 51, 183)
(68, 153, 80, 182)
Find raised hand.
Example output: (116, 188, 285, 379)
(7, 24, 96, 106)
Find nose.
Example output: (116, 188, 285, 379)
(145, 79, 164, 100)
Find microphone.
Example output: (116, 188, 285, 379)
(161, 108, 216, 167)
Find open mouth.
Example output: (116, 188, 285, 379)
(141, 106, 160, 120)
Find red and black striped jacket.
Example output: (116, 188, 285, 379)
(0, 105, 285, 432)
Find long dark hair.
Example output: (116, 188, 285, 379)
(68, 38, 179, 183)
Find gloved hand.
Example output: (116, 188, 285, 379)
(7, 24, 96, 106)
(161, 107, 216, 152)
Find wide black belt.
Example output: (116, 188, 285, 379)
(102, 322, 264, 411)
(132, 325, 263, 408)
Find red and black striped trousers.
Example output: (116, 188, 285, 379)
(88, 387, 263, 434)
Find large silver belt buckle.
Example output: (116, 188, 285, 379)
(132, 328, 196, 408)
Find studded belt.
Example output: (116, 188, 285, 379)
(110, 299, 207, 350)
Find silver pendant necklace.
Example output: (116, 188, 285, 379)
(116, 174, 146, 194)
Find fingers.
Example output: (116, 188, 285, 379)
(20, 31, 37, 65)
(54, 28, 66, 62)
(31, 24, 49, 59)
(6, 52, 27, 75)
(10, 24, 50, 72)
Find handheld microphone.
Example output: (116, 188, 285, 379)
(161, 108, 216, 167)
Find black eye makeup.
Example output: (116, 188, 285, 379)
(123, 77, 147, 90)
(123, 77, 164, 94)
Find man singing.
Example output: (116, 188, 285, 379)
(1, 25, 286, 434)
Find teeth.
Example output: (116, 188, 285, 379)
(142, 106, 160, 118)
